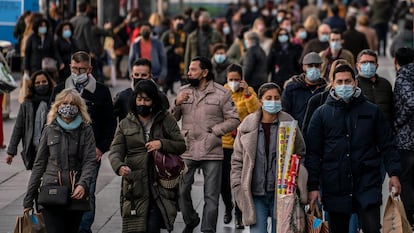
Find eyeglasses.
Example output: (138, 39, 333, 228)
(132, 73, 150, 78)
(70, 66, 89, 74)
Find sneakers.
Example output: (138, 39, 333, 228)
(182, 216, 200, 233)
(223, 204, 234, 224)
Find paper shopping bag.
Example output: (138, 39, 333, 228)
(383, 194, 412, 233)
(306, 204, 329, 233)
(14, 210, 46, 233)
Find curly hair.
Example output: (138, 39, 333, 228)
(47, 88, 91, 124)
(55, 21, 74, 38)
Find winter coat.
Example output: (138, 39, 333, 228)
(222, 85, 260, 149)
(172, 80, 240, 161)
(69, 14, 93, 52)
(357, 74, 394, 124)
(7, 100, 48, 170)
(302, 90, 329, 137)
(50, 76, 117, 153)
(300, 38, 329, 62)
(319, 48, 355, 80)
(242, 44, 268, 91)
(24, 33, 56, 74)
(23, 121, 97, 210)
(231, 110, 306, 226)
(306, 89, 401, 213)
(108, 111, 186, 232)
(211, 58, 232, 85)
(343, 28, 370, 60)
(356, 26, 378, 51)
(394, 63, 414, 151)
(282, 74, 327, 128)
(129, 37, 167, 81)
(184, 28, 223, 74)
(267, 42, 302, 88)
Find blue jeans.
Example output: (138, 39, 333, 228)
(78, 161, 100, 233)
(250, 192, 276, 233)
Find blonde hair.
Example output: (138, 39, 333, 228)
(148, 13, 163, 27)
(47, 88, 92, 124)
(303, 15, 321, 33)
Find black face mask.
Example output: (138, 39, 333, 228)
(176, 23, 184, 30)
(35, 84, 49, 95)
(201, 24, 210, 32)
(136, 105, 152, 117)
(141, 31, 151, 39)
(187, 78, 200, 87)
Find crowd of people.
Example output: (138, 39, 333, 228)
(2, 0, 414, 232)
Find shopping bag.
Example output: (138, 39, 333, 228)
(383, 193, 412, 233)
(14, 210, 46, 233)
(306, 204, 329, 233)
(0, 62, 17, 93)
(276, 193, 305, 233)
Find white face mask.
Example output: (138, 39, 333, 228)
(227, 81, 240, 92)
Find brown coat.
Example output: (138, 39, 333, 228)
(172, 80, 240, 160)
(231, 110, 306, 226)
(356, 25, 379, 51)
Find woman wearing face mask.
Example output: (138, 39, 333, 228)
(6, 71, 56, 169)
(55, 21, 78, 84)
(24, 17, 57, 76)
(231, 82, 306, 233)
(109, 80, 186, 233)
(23, 88, 97, 233)
(267, 27, 302, 89)
(221, 64, 260, 229)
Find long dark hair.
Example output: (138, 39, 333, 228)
(129, 80, 163, 117)
(26, 70, 56, 101)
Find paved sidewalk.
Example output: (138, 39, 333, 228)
(0, 55, 396, 233)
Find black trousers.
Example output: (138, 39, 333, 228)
(221, 148, 233, 210)
(399, 149, 414, 226)
(41, 208, 84, 233)
(328, 204, 380, 233)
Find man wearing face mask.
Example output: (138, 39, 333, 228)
(184, 12, 223, 74)
(306, 64, 401, 233)
(356, 49, 394, 125)
(282, 52, 326, 129)
(129, 22, 167, 84)
(211, 43, 232, 85)
(161, 15, 188, 95)
(113, 58, 169, 121)
(300, 24, 331, 62)
(49, 51, 116, 233)
(172, 56, 240, 233)
(319, 29, 354, 81)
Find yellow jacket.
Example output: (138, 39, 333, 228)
(222, 85, 260, 149)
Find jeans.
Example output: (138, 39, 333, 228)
(399, 149, 414, 226)
(42, 208, 84, 233)
(147, 202, 163, 233)
(179, 159, 222, 233)
(78, 161, 100, 233)
(328, 204, 380, 233)
(250, 192, 276, 233)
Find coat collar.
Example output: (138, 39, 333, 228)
(65, 74, 97, 93)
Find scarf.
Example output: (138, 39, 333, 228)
(32, 101, 48, 148)
(57, 114, 82, 131)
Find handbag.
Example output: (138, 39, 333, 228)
(153, 150, 187, 189)
(306, 204, 329, 233)
(37, 171, 70, 207)
(41, 57, 57, 72)
(0, 59, 17, 93)
(13, 209, 45, 233)
(383, 193, 412, 233)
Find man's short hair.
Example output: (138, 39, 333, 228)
(333, 64, 356, 80)
(357, 49, 378, 63)
(330, 28, 342, 38)
(226, 63, 243, 77)
(71, 51, 91, 64)
(132, 58, 152, 72)
(212, 43, 228, 53)
(191, 56, 214, 81)
(77, 0, 87, 13)
(395, 47, 414, 67)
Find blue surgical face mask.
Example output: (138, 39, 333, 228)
(214, 54, 226, 64)
(359, 62, 376, 78)
(278, 34, 289, 43)
(63, 29, 72, 39)
(306, 67, 321, 82)
(335, 84, 354, 101)
(262, 100, 282, 114)
(298, 31, 307, 40)
(330, 41, 342, 51)
(319, 34, 329, 42)
(38, 26, 47, 34)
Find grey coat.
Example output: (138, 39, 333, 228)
(231, 110, 306, 226)
(23, 121, 97, 210)
(7, 101, 48, 170)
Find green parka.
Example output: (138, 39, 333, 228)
(109, 110, 186, 233)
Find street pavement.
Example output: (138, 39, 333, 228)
(0, 54, 396, 233)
